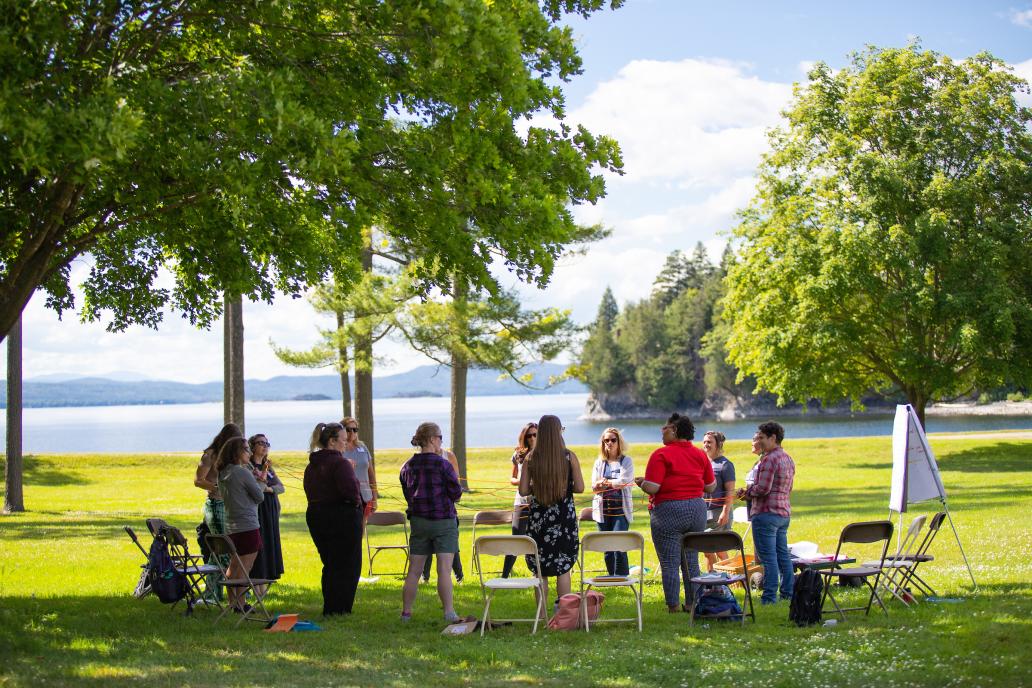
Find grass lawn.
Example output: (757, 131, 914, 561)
(1, 434, 1031, 687)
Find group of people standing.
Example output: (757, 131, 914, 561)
(193, 410, 796, 620)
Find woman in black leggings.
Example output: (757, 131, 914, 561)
(304, 422, 364, 616)
(502, 422, 536, 578)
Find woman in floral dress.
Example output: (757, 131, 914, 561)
(519, 414, 585, 606)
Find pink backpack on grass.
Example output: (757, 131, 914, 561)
(547, 591, 605, 630)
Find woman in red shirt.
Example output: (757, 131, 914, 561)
(635, 413, 716, 612)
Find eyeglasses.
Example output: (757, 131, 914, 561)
(254, 441, 270, 448)
(345, 427, 359, 433)
(603, 438, 618, 445)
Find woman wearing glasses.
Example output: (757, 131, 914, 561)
(305, 422, 364, 616)
(501, 422, 537, 578)
(591, 427, 635, 576)
(248, 433, 284, 593)
(340, 417, 377, 518)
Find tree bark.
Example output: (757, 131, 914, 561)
(336, 309, 352, 419)
(223, 293, 245, 434)
(354, 247, 374, 457)
(450, 276, 470, 491)
(4, 314, 25, 513)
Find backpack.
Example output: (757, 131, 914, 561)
(147, 531, 187, 605)
(788, 569, 823, 626)
(693, 584, 743, 619)
(548, 592, 604, 630)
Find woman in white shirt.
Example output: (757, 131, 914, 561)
(590, 427, 634, 576)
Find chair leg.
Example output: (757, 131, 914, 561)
(481, 594, 494, 638)
(821, 580, 846, 621)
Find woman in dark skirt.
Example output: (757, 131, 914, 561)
(248, 433, 284, 594)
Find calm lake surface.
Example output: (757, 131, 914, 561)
(4, 393, 1032, 454)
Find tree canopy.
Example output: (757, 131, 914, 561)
(724, 45, 1032, 424)
(0, 0, 622, 342)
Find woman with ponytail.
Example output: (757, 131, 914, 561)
(304, 422, 363, 616)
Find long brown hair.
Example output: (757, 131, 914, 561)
(514, 422, 537, 458)
(216, 437, 249, 472)
(526, 415, 567, 507)
(205, 423, 242, 456)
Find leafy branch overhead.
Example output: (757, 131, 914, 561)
(0, 0, 623, 342)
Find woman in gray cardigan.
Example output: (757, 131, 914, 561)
(217, 436, 265, 612)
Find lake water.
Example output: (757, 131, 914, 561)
(4, 393, 1032, 454)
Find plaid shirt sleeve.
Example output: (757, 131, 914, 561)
(745, 449, 794, 517)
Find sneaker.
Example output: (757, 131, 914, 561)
(400, 612, 412, 623)
(444, 611, 462, 624)
(233, 603, 254, 614)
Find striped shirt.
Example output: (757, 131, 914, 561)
(744, 447, 795, 518)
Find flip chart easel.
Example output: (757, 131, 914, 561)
(889, 404, 977, 588)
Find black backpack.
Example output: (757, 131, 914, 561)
(788, 569, 823, 626)
(147, 531, 187, 605)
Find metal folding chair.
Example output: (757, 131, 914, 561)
(819, 520, 893, 620)
(895, 511, 946, 597)
(470, 510, 513, 577)
(364, 511, 409, 577)
(204, 534, 275, 626)
(145, 518, 221, 613)
(682, 531, 756, 626)
(865, 515, 926, 606)
(579, 531, 646, 632)
(474, 535, 547, 636)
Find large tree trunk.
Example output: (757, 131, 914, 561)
(353, 247, 374, 456)
(336, 309, 352, 419)
(4, 314, 24, 513)
(223, 294, 245, 434)
(449, 276, 470, 491)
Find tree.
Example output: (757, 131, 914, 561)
(724, 45, 1032, 425)
(398, 282, 576, 490)
(0, 1, 623, 344)
(572, 287, 631, 390)
(4, 314, 23, 513)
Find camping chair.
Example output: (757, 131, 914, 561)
(365, 511, 409, 577)
(146, 518, 221, 613)
(895, 511, 946, 597)
(124, 526, 153, 599)
(470, 510, 513, 577)
(682, 531, 755, 627)
(473, 535, 547, 636)
(579, 531, 646, 632)
(204, 534, 275, 626)
(818, 520, 893, 621)
(864, 514, 926, 606)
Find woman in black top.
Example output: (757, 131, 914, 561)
(248, 433, 285, 594)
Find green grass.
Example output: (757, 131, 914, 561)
(1, 436, 1031, 687)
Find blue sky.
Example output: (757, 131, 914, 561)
(13, 1, 1032, 383)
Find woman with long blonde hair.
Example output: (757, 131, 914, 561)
(519, 415, 585, 604)
(590, 427, 634, 576)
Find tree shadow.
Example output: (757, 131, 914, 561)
(846, 442, 1032, 474)
(0, 455, 89, 487)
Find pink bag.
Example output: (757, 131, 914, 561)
(547, 592, 605, 630)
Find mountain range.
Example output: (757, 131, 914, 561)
(0, 363, 586, 408)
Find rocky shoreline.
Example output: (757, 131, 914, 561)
(580, 391, 1032, 422)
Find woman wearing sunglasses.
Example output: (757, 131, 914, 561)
(340, 417, 377, 518)
(501, 421, 537, 578)
(590, 427, 635, 576)
(247, 433, 284, 595)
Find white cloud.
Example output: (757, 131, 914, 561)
(1010, 8, 1032, 27)
(1012, 58, 1032, 106)
(570, 58, 792, 188)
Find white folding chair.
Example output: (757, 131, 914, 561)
(473, 535, 546, 636)
(470, 510, 513, 577)
(365, 511, 409, 577)
(579, 531, 646, 632)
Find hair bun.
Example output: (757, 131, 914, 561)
(410, 436, 419, 447)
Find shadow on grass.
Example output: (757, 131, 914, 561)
(0, 455, 89, 487)
(845, 441, 1032, 473)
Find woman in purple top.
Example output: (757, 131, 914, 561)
(399, 422, 463, 623)
(304, 422, 364, 616)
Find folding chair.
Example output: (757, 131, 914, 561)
(145, 518, 221, 613)
(818, 520, 893, 620)
(365, 511, 409, 577)
(864, 515, 926, 606)
(895, 511, 946, 597)
(204, 534, 275, 626)
(470, 510, 513, 577)
(579, 531, 646, 632)
(124, 526, 153, 599)
(578, 508, 610, 575)
(682, 531, 755, 627)
(473, 535, 546, 636)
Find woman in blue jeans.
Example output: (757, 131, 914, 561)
(591, 427, 634, 575)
